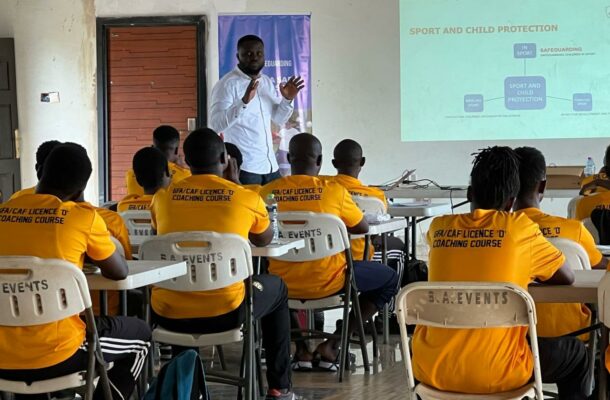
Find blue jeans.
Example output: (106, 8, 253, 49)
(353, 261, 399, 310)
(240, 169, 282, 185)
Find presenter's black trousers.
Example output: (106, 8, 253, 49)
(152, 274, 292, 391)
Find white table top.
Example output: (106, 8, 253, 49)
(351, 217, 407, 238)
(251, 239, 305, 257)
(528, 270, 605, 303)
(385, 185, 579, 200)
(86, 260, 187, 291)
(388, 203, 452, 217)
(597, 245, 610, 256)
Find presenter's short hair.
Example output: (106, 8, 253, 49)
(237, 35, 264, 49)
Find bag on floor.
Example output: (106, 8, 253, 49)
(144, 349, 210, 400)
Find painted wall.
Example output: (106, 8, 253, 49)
(3, 0, 604, 219)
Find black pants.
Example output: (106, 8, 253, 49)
(0, 316, 151, 400)
(538, 336, 591, 400)
(239, 170, 281, 185)
(153, 274, 291, 390)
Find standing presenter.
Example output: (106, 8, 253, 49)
(210, 35, 305, 185)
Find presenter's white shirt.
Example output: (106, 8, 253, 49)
(209, 67, 294, 175)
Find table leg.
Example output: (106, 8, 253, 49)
(119, 290, 127, 316)
(411, 217, 417, 259)
(404, 218, 410, 259)
(381, 233, 390, 344)
(600, 325, 608, 400)
(99, 291, 108, 316)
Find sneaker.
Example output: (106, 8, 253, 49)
(265, 389, 298, 399)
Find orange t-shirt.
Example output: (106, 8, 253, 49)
(0, 194, 116, 369)
(117, 194, 154, 212)
(260, 175, 364, 299)
(519, 207, 601, 339)
(126, 161, 190, 196)
(325, 174, 388, 261)
(150, 174, 270, 318)
(412, 209, 565, 393)
(575, 190, 610, 221)
(8, 186, 35, 200)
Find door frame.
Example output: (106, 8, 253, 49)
(96, 15, 208, 203)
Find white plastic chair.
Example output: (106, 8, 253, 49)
(567, 196, 582, 219)
(0, 256, 112, 400)
(139, 231, 256, 400)
(547, 237, 591, 270)
(272, 211, 371, 381)
(396, 282, 543, 400)
(583, 218, 600, 244)
(352, 195, 387, 216)
(119, 210, 154, 248)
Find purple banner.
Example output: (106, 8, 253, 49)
(218, 14, 312, 175)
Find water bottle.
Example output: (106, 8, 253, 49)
(266, 193, 280, 243)
(584, 157, 596, 177)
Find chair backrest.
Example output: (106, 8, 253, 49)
(567, 196, 582, 219)
(139, 231, 252, 292)
(0, 256, 91, 326)
(598, 272, 610, 327)
(396, 282, 536, 329)
(396, 281, 542, 398)
(272, 212, 350, 262)
(583, 217, 600, 244)
(119, 210, 154, 245)
(352, 195, 386, 215)
(547, 237, 591, 270)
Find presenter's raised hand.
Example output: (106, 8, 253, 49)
(242, 79, 259, 104)
(280, 76, 305, 101)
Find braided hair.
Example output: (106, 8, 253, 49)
(470, 146, 520, 210)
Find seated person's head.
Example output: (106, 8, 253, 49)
(38, 143, 92, 201)
(514, 146, 546, 206)
(288, 133, 322, 175)
(468, 146, 520, 212)
(35, 140, 62, 180)
(153, 125, 180, 164)
(183, 128, 227, 174)
(332, 139, 365, 178)
(224, 142, 244, 179)
(132, 147, 171, 194)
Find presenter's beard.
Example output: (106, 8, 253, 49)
(238, 63, 264, 77)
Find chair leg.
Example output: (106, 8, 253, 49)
(351, 284, 370, 373)
(255, 345, 265, 397)
(339, 285, 352, 382)
(369, 317, 378, 358)
(216, 345, 228, 371)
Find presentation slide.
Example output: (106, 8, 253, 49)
(400, 0, 610, 142)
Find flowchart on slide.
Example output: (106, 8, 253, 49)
(463, 43, 593, 113)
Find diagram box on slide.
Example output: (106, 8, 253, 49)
(573, 93, 592, 112)
(514, 43, 536, 58)
(464, 94, 484, 112)
(504, 76, 546, 110)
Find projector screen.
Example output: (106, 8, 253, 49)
(400, 0, 610, 142)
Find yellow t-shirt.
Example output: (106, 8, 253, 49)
(580, 171, 608, 195)
(244, 184, 262, 193)
(575, 190, 610, 221)
(260, 175, 364, 299)
(0, 194, 116, 369)
(412, 209, 565, 394)
(519, 207, 601, 339)
(117, 194, 154, 212)
(125, 161, 191, 196)
(150, 174, 270, 319)
(8, 185, 35, 200)
(326, 174, 388, 261)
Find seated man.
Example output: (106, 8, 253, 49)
(580, 144, 610, 195)
(0, 143, 150, 400)
(125, 125, 190, 196)
(514, 146, 607, 339)
(9, 140, 61, 199)
(260, 133, 398, 369)
(412, 146, 589, 399)
(150, 128, 296, 400)
(118, 147, 171, 212)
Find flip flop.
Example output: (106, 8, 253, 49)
(314, 350, 356, 372)
(290, 356, 313, 372)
